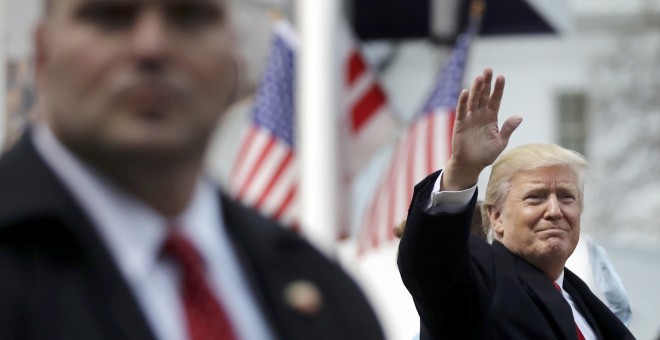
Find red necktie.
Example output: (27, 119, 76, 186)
(163, 232, 236, 340)
(553, 282, 585, 340)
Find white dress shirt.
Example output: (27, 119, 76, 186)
(429, 170, 596, 340)
(33, 124, 274, 340)
(555, 272, 596, 340)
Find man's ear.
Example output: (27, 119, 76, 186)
(487, 205, 504, 237)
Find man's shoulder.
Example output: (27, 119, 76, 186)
(219, 195, 305, 245)
(218, 193, 365, 296)
(218, 194, 385, 339)
(0, 132, 78, 232)
(219, 194, 336, 267)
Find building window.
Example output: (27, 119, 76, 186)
(557, 91, 588, 157)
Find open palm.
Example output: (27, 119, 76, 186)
(443, 68, 522, 190)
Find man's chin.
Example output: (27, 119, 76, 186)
(541, 238, 574, 258)
(112, 139, 198, 161)
(77, 136, 200, 166)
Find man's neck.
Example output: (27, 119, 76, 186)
(78, 152, 203, 218)
(528, 255, 566, 281)
(36, 123, 204, 217)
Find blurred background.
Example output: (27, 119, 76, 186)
(2, 0, 659, 339)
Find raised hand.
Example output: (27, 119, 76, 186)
(441, 68, 523, 191)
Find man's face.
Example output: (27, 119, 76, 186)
(489, 165, 581, 268)
(37, 0, 237, 161)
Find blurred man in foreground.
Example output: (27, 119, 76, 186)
(398, 68, 634, 339)
(0, 1, 384, 339)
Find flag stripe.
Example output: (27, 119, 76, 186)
(426, 114, 435, 175)
(371, 188, 384, 247)
(273, 186, 296, 222)
(258, 157, 296, 216)
(231, 127, 258, 184)
(254, 151, 294, 210)
(352, 84, 386, 132)
(236, 136, 277, 200)
(385, 147, 401, 242)
(447, 111, 456, 158)
(347, 50, 366, 86)
(245, 142, 292, 206)
(232, 127, 269, 193)
(405, 124, 419, 210)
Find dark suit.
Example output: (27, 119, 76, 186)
(398, 171, 634, 340)
(0, 132, 384, 340)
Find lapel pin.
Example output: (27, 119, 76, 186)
(283, 280, 323, 315)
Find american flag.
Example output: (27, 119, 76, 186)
(357, 25, 478, 254)
(231, 21, 299, 229)
(231, 20, 398, 233)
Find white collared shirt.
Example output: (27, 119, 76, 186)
(33, 124, 274, 340)
(429, 170, 595, 340)
(555, 273, 596, 340)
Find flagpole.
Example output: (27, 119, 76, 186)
(295, 0, 342, 257)
(0, 0, 7, 151)
(469, 0, 486, 30)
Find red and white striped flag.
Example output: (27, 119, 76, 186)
(357, 25, 478, 254)
(341, 30, 401, 178)
(230, 20, 399, 234)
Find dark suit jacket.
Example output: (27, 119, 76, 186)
(398, 171, 635, 340)
(0, 132, 384, 340)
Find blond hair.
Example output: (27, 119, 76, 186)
(482, 144, 588, 241)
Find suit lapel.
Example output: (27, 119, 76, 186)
(492, 242, 577, 340)
(563, 270, 604, 339)
(220, 195, 287, 338)
(70, 210, 157, 340)
(0, 133, 156, 340)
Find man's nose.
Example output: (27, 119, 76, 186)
(130, 10, 170, 60)
(543, 195, 563, 220)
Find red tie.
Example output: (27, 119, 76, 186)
(163, 232, 236, 340)
(553, 282, 586, 340)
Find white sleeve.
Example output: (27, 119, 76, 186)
(427, 170, 477, 214)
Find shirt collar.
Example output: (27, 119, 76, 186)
(168, 178, 224, 273)
(555, 270, 565, 290)
(31, 123, 221, 286)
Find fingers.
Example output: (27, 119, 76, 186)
(500, 115, 523, 144)
(486, 75, 505, 114)
(479, 68, 493, 108)
(459, 69, 505, 123)
(456, 89, 469, 121)
(467, 75, 483, 114)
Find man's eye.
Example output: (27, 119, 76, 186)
(77, 4, 137, 29)
(560, 194, 576, 202)
(524, 195, 542, 203)
(167, 3, 223, 28)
